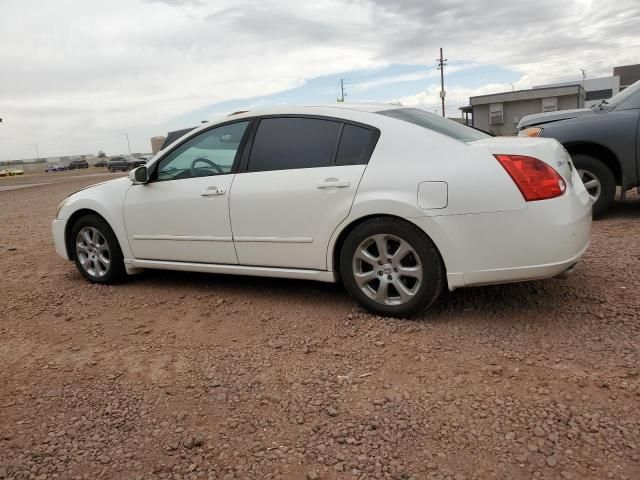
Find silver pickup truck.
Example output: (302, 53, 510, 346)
(518, 80, 640, 216)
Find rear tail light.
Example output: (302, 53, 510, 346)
(494, 154, 566, 201)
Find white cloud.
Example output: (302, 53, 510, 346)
(396, 80, 532, 117)
(0, 0, 639, 159)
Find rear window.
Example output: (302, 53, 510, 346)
(335, 124, 376, 165)
(377, 108, 489, 142)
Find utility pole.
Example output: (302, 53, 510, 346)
(337, 78, 346, 103)
(30, 143, 40, 160)
(437, 48, 447, 117)
(121, 133, 131, 154)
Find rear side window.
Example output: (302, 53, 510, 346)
(378, 108, 489, 142)
(336, 124, 376, 165)
(248, 117, 341, 172)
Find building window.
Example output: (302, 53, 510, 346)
(585, 89, 613, 101)
(489, 103, 503, 125)
(541, 97, 557, 112)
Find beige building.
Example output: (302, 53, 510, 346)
(466, 85, 585, 136)
(151, 136, 166, 155)
(613, 64, 640, 90)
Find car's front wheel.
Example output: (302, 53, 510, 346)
(339, 218, 444, 318)
(70, 214, 126, 284)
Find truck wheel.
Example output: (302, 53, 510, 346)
(571, 154, 615, 217)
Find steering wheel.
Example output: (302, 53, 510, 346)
(190, 157, 224, 176)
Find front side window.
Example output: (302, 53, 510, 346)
(605, 79, 640, 110)
(155, 121, 249, 181)
(247, 117, 341, 172)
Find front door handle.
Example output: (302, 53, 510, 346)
(201, 186, 226, 196)
(317, 178, 350, 189)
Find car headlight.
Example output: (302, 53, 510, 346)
(56, 197, 70, 218)
(518, 127, 543, 137)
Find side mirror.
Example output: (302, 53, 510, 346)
(129, 166, 149, 184)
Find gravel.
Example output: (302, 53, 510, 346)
(0, 173, 639, 479)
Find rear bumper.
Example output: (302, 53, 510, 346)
(410, 175, 592, 290)
(52, 219, 69, 260)
(458, 242, 588, 288)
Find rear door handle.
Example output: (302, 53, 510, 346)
(201, 186, 226, 196)
(317, 178, 350, 189)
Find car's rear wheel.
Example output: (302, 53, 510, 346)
(70, 214, 126, 284)
(571, 154, 615, 217)
(339, 218, 444, 318)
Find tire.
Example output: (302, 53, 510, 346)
(570, 154, 615, 217)
(339, 217, 444, 318)
(69, 214, 126, 284)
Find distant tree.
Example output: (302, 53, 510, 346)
(97, 150, 106, 158)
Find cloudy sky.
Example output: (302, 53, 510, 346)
(1, 0, 639, 160)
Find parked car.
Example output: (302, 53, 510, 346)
(518, 79, 640, 216)
(94, 159, 108, 168)
(2, 168, 25, 176)
(52, 105, 591, 317)
(128, 156, 149, 168)
(107, 157, 130, 172)
(68, 159, 89, 170)
(46, 164, 67, 172)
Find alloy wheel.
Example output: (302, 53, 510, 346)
(352, 234, 422, 306)
(76, 226, 111, 277)
(578, 169, 602, 203)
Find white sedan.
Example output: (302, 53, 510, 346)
(52, 104, 591, 317)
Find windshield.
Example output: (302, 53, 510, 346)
(598, 79, 640, 110)
(377, 108, 489, 142)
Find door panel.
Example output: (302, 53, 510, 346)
(124, 175, 237, 263)
(230, 165, 366, 269)
(123, 120, 250, 264)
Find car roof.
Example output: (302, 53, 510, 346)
(231, 103, 401, 117)
(155, 103, 407, 156)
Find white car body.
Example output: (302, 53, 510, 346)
(53, 104, 591, 302)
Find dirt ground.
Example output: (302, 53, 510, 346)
(1, 172, 639, 480)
